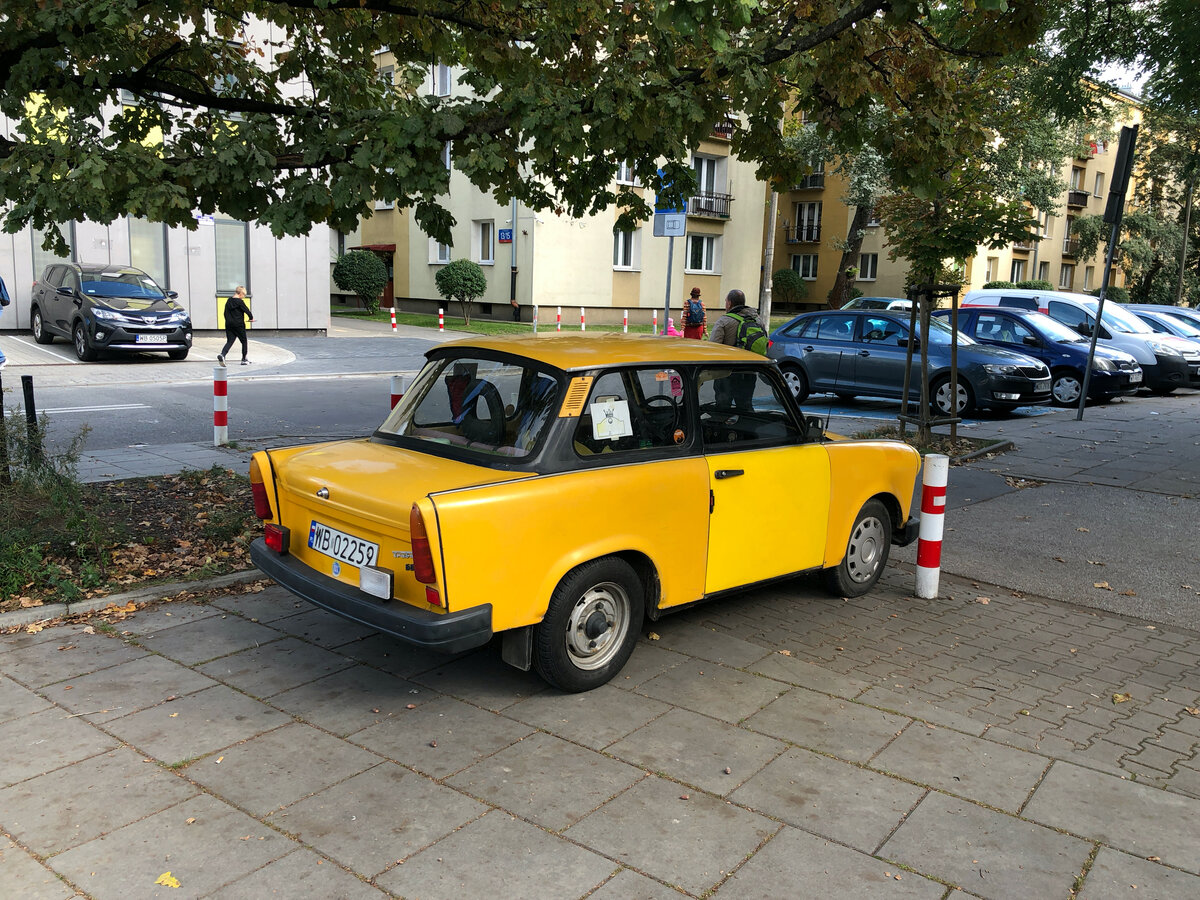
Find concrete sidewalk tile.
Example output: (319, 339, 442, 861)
(0, 630, 148, 689)
(205, 847, 388, 899)
(743, 690, 909, 763)
(881, 791, 1093, 900)
(747, 652, 872, 699)
(645, 620, 773, 669)
(564, 776, 777, 896)
(49, 793, 293, 900)
(38, 654, 217, 724)
(714, 826, 944, 899)
(376, 809, 615, 900)
(730, 746, 926, 853)
(607, 707, 784, 797)
(197, 636, 354, 698)
(0, 747, 197, 856)
(0, 839, 74, 900)
(1023, 760, 1200, 874)
(270, 665, 421, 737)
(411, 648, 547, 711)
(871, 725, 1049, 812)
(351, 693, 534, 779)
(270, 607, 379, 648)
(856, 686, 989, 736)
(101, 683, 289, 766)
(273, 765, 484, 877)
(0, 674, 52, 724)
(585, 868, 680, 900)
(0, 707, 118, 788)
(335, 632, 463, 678)
(1078, 847, 1200, 900)
(635, 660, 788, 724)
(186, 722, 382, 816)
(209, 585, 309, 623)
(504, 683, 671, 751)
(135, 613, 282, 666)
(613, 642, 692, 689)
(446, 731, 643, 831)
(116, 602, 222, 636)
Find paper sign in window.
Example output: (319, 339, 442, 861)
(589, 397, 633, 440)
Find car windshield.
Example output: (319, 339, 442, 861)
(376, 355, 561, 459)
(1030, 314, 1088, 343)
(1090, 300, 1155, 334)
(81, 271, 167, 303)
(923, 316, 976, 346)
(1158, 313, 1200, 337)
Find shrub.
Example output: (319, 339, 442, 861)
(332, 250, 389, 314)
(982, 280, 1016, 289)
(1092, 285, 1130, 302)
(435, 259, 488, 326)
(1016, 280, 1054, 290)
(771, 268, 808, 306)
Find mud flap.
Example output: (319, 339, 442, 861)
(501, 625, 533, 671)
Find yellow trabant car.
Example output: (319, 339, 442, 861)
(250, 335, 921, 692)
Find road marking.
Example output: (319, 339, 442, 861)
(6, 335, 82, 362)
(40, 404, 153, 415)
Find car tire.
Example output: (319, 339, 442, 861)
(823, 499, 892, 598)
(167, 348, 190, 360)
(931, 376, 974, 416)
(780, 364, 809, 403)
(533, 557, 644, 692)
(1050, 368, 1084, 407)
(73, 322, 98, 362)
(31, 307, 54, 344)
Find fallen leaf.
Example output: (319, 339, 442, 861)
(155, 872, 181, 888)
(20, 597, 44, 608)
(977, 597, 990, 604)
(406, 703, 417, 710)
(1112, 693, 1132, 704)
(1119, 590, 1136, 597)
(1146, 856, 1160, 862)
(25, 623, 44, 634)
(1094, 582, 1111, 590)
(185, 817, 196, 825)
(169, 712, 179, 718)
(1077, 526, 1090, 532)
(1184, 708, 1200, 716)
(679, 794, 690, 800)
(778, 649, 792, 656)
(647, 632, 660, 641)
(1053, 556, 1066, 563)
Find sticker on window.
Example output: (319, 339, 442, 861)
(589, 396, 634, 441)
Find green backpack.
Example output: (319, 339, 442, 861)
(729, 310, 769, 355)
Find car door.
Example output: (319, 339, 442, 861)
(696, 366, 830, 595)
(37, 266, 65, 334)
(971, 312, 1048, 367)
(797, 313, 859, 392)
(854, 314, 910, 398)
(53, 267, 81, 334)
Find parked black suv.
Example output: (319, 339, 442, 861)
(30, 263, 192, 361)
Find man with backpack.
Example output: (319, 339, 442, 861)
(708, 289, 768, 409)
(682, 286, 706, 339)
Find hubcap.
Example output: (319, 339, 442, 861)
(75, 329, 86, 355)
(564, 581, 630, 671)
(935, 382, 967, 414)
(783, 370, 803, 398)
(845, 516, 886, 584)
(1053, 375, 1081, 404)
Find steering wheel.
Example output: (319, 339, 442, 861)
(458, 380, 506, 444)
(643, 395, 680, 443)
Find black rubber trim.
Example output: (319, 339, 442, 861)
(250, 539, 492, 654)
(894, 517, 919, 547)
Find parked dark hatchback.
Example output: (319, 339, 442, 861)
(767, 309, 1052, 415)
(30, 263, 192, 361)
(933, 307, 1143, 406)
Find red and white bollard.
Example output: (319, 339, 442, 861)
(580, 307, 586, 331)
(390, 306, 397, 332)
(213, 366, 228, 446)
(916, 453, 949, 598)
(390, 375, 407, 409)
(653, 309, 658, 335)
(623, 310, 628, 333)
(533, 305, 539, 334)
(438, 308, 444, 333)
(556, 307, 562, 332)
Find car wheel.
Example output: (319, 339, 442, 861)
(533, 557, 644, 692)
(167, 348, 190, 360)
(73, 322, 98, 362)
(823, 499, 892, 598)
(1050, 369, 1083, 407)
(31, 307, 54, 344)
(931, 376, 974, 416)
(780, 364, 809, 403)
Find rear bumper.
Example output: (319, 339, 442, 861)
(250, 538, 493, 654)
(894, 517, 919, 547)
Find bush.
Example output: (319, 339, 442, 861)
(982, 280, 1016, 289)
(435, 259, 488, 326)
(1016, 280, 1054, 290)
(332, 250, 389, 314)
(1092, 285, 1130, 302)
(771, 268, 808, 306)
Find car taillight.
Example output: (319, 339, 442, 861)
(410, 503, 437, 584)
(249, 457, 272, 520)
(264, 523, 290, 554)
(767, 339, 773, 349)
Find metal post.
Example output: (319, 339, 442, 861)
(213, 367, 228, 446)
(1077, 221, 1121, 420)
(21, 375, 42, 465)
(662, 235, 675, 337)
(915, 454, 950, 598)
(0, 371, 10, 484)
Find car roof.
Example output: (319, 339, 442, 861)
(434, 333, 764, 371)
(53, 263, 151, 276)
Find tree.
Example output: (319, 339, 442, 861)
(332, 251, 388, 314)
(1, 0, 1062, 255)
(435, 260, 487, 326)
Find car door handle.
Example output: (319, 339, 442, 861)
(715, 469, 744, 479)
(803, 345, 814, 352)
(859, 350, 870, 357)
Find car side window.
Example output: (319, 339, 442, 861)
(573, 367, 687, 457)
(815, 314, 857, 342)
(1047, 301, 1093, 334)
(44, 267, 65, 288)
(62, 270, 80, 293)
(998, 296, 1039, 311)
(861, 316, 904, 344)
(696, 367, 802, 448)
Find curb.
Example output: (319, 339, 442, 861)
(953, 438, 1015, 464)
(0, 569, 267, 630)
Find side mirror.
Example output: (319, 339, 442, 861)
(1023, 335, 1039, 347)
(166, 290, 179, 299)
(1075, 323, 1093, 337)
(804, 415, 826, 442)
(57, 285, 74, 297)
(899, 336, 918, 347)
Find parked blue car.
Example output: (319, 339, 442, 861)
(1125, 303, 1200, 334)
(767, 309, 1052, 415)
(933, 307, 1143, 406)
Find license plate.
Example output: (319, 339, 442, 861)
(135, 333, 167, 344)
(308, 521, 378, 569)
(1034, 379, 1051, 392)
(1129, 371, 1142, 383)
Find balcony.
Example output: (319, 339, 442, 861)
(1075, 143, 1096, 160)
(1012, 240, 1035, 252)
(1067, 189, 1090, 209)
(792, 173, 825, 190)
(688, 192, 733, 219)
(1062, 238, 1078, 257)
(710, 119, 736, 140)
(784, 224, 822, 243)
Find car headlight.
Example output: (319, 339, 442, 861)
(983, 364, 1021, 375)
(92, 308, 121, 321)
(167, 311, 190, 324)
(1148, 340, 1183, 356)
(1092, 357, 1116, 372)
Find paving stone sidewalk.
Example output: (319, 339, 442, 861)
(4, 565, 1200, 900)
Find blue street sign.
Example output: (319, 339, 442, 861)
(498, 228, 513, 243)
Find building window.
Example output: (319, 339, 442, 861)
(436, 242, 451, 264)
(1038, 211, 1051, 237)
(985, 257, 997, 282)
(1084, 265, 1095, 290)
(864, 207, 881, 227)
(693, 155, 718, 193)
(434, 63, 451, 96)
(477, 221, 494, 265)
(613, 229, 641, 270)
(374, 197, 394, 210)
(215, 219, 249, 294)
(793, 201, 822, 242)
(128, 217, 169, 288)
(1038, 261, 1050, 281)
(1060, 264, 1074, 289)
(616, 161, 639, 185)
(378, 64, 394, 89)
(1093, 172, 1105, 197)
(792, 254, 818, 280)
(1070, 167, 1085, 190)
(32, 223, 75, 277)
(442, 141, 452, 170)
(1010, 259, 1026, 282)
(858, 253, 878, 281)
(685, 234, 717, 273)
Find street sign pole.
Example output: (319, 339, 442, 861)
(663, 235, 674, 336)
